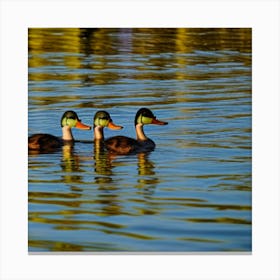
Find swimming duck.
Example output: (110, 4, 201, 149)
(105, 108, 168, 154)
(28, 110, 91, 152)
(93, 110, 123, 141)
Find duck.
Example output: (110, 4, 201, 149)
(93, 110, 123, 141)
(28, 110, 91, 152)
(105, 108, 168, 155)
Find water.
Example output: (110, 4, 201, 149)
(28, 28, 252, 252)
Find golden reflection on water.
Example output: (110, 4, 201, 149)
(29, 28, 251, 85)
(93, 140, 114, 178)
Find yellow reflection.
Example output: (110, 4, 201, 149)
(29, 240, 84, 252)
(187, 217, 251, 225)
(135, 152, 159, 198)
(60, 143, 82, 184)
(93, 140, 113, 179)
(29, 28, 251, 86)
(93, 140, 122, 216)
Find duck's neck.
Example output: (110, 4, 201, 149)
(94, 126, 104, 140)
(136, 124, 148, 141)
(62, 126, 74, 141)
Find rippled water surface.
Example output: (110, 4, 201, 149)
(28, 28, 252, 252)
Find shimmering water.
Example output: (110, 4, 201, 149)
(28, 28, 252, 252)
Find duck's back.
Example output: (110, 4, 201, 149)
(105, 136, 155, 155)
(28, 133, 62, 151)
(105, 136, 137, 154)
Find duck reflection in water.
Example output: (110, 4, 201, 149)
(60, 143, 84, 186)
(93, 110, 123, 183)
(93, 139, 123, 216)
(94, 139, 114, 182)
(136, 152, 158, 198)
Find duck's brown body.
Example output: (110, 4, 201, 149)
(28, 133, 63, 152)
(105, 136, 155, 155)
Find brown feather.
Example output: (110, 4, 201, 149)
(105, 135, 155, 155)
(28, 133, 63, 152)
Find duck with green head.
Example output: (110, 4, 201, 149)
(28, 110, 91, 152)
(93, 110, 123, 141)
(105, 108, 168, 155)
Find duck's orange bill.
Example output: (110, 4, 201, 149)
(108, 121, 123, 130)
(75, 121, 92, 130)
(152, 118, 168, 125)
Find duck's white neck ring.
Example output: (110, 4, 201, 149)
(62, 126, 74, 141)
(135, 123, 147, 141)
(94, 126, 104, 140)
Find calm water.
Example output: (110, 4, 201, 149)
(28, 28, 252, 252)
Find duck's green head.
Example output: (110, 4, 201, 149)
(134, 108, 168, 126)
(93, 111, 123, 130)
(61, 111, 91, 130)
